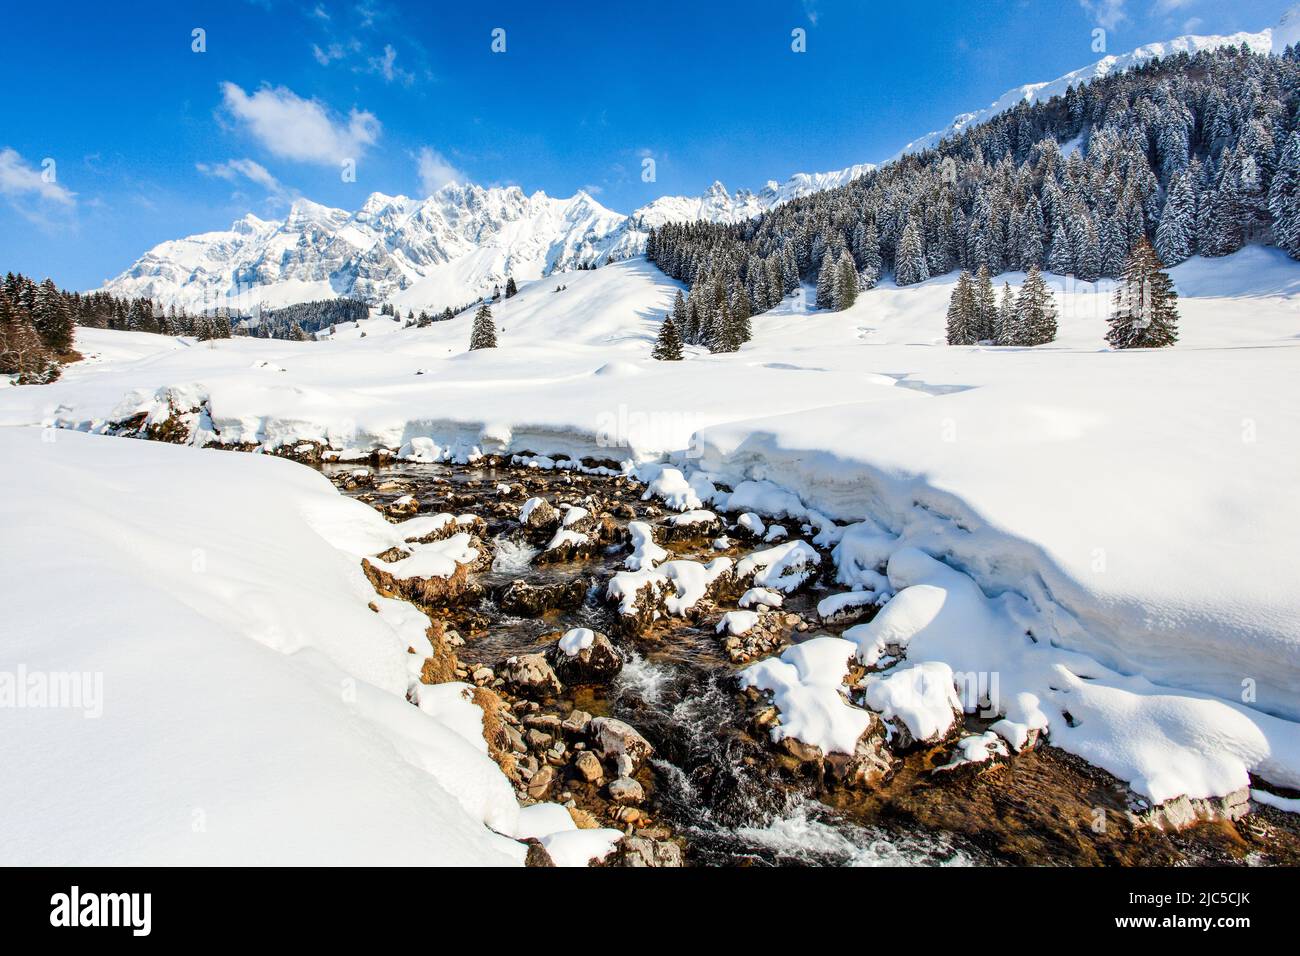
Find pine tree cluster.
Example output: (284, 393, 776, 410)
(251, 298, 369, 339)
(647, 45, 1300, 323)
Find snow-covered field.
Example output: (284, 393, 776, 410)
(2, 246, 1299, 848)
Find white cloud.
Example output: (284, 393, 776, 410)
(313, 42, 346, 65)
(220, 82, 380, 164)
(197, 158, 288, 199)
(1154, 0, 1194, 14)
(0, 147, 76, 221)
(416, 147, 464, 195)
(1080, 0, 1129, 30)
(1183, 16, 1204, 32)
(368, 44, 414, 85)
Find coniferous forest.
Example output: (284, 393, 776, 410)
(646, 44, 1300, 348)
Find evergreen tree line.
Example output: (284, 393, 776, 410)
(647, 44, 1300, 327)
(249, 298, 369, 340)
(946, 264, 1059, 346)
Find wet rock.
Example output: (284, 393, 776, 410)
(385, 494, 419, 518)
(824, 719, 896, 790)
(1128, 788, 1251, 831)
(609, 836, 684, 868)
(523, 841, 555, 867)
(574, 751, 604, 783)
(607, 777, 645, 805)
(587, 717, 654, 772)
(498, 653, 563, 700)
(495, 577, 589, 617)
(548, 629, 624, 684)
(361, 557, 481, 609)
(519, 497, 561, 538)
(561, 709, 592, 735)
(660, 509, 724, 544)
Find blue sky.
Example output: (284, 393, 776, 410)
(1, 0, 1293, 290)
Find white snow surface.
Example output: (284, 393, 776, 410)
(0, 428, 527, 865)
(4, 245, 1300, 806)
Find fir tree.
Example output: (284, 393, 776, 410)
(504, 277, 518, 298)
(831, 249, 858, 310)
(971, 265, 997, 342)
(1014, 265, 1058, 346)
(815, 253, 836, 309)
(1268, 131, 1300, 260)
(945, 271, 976, 345)
(32, 278, 75, 354)
(895, 219, 929, 286)
(469, 304, 498, 350)
(1156, 168, 1197, 266)
(1106, 238, 1179, 348)
(0, 296, 57, 383)
(651, 313, 684, 360)
(671, 289, 687, 331)
(994, 282, 1015, 345)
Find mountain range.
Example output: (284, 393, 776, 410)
(101, 164, 873, 313)
(100, 8, 1300, 313)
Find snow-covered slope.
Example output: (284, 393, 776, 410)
(887, 26, 1277, 161)
(100, 165, 873, 313)
(0, 428, 530, 864)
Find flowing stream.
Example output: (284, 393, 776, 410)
(330, 458, 978, 866)
(325, 457, 1294, 867)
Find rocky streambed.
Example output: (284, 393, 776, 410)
(325, 455, 1300, 867)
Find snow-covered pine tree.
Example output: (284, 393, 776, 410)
(1156, 168, 1197, 266)
(671, 289, 687, 332)
(1047, 219, 1073, 276)
(0, 295, 58, 382)
(895, 219, 929, 286)
(858, 219, 881, 289)
(31, 278, 75, 354)
(994, 282, 1015, 345)
(831, 249, 858, 311)
(710, 299, 735, 353)
(1014, 265, 1058, 346)
(1268, 131, 1300, 260)
(732, 294, 752, 345)
(972, 265, 997, 342)
(815, 252, 836, 309)
(651, 313, 683, 360)
(1106, 238, 1179, 349)
(945, 271, 976, 345)
(505, 277, 518, 298)
(469, 303, 498, 350)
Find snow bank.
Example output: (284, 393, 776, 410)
(0, 428, 525, 864)
(740, 637, 871, 755)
